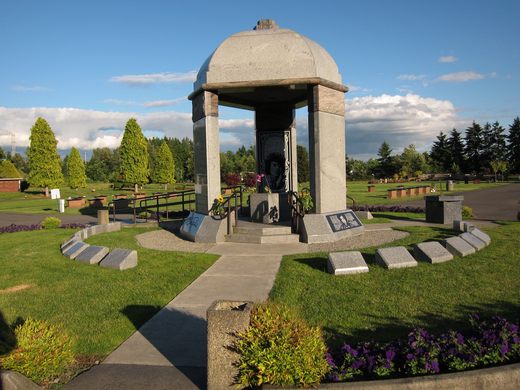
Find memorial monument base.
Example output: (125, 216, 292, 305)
(299, 209, 364, 244)
(179, 212, 235, 243)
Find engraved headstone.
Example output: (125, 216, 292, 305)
(62, 241, 90, 260)
(375, 247, 417, 269)
(100, 248, 137, 270)
(327, 251, 369, 275)
(459, 232, 486, 250)
(326, 211, 362, 233)
(75, 245, 109, 265)
(444, 236, 476, 257)
(413, 241, 453, 264)
(470, 228, 491, 246)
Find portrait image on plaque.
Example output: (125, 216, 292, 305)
(257, 130, 291, 193)
(326, 211, 362, 233)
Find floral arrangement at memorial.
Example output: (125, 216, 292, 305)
(325, 314, 520, 382)
(210, 195, 226, 217)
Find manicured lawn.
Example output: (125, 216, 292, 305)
(0, 227, 217, 357)
(0, 182, 195, 215)
(344, 180, 509, 206)
(269, 222, 520, 347)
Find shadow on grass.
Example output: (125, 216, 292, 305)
(371, 213, 423, 221)
(324, 300, 520, 349)
(294, 257, 328, 272)
(121, 305, 206, 389)
(0, 311, 17, 356)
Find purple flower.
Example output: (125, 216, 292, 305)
(500, 343, 509, 356)
(386, 348, 396, 361)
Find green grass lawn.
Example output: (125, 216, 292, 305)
(0, 182, 195, 215)
(269, 222, 520, 347)
(344, 180, 509, 206)
(0, 227, 217, 357)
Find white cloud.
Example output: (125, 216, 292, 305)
(0, 106, 192, 150)
(347, 84, 371, 94)
(11, 85, 50, 92)
(110, 71, 197, 85)
(397, 74, 427, 81)
(344, 94, 468, 159)
(438, 55, 458, 63)
(437, 71, 485, 82)
(143, 98, 185, 107)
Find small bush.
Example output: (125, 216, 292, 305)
(234, 303, 329, 388)
(223, 172, 242, 186)
(462, 206, 473, 219)
(242, 172, 257, 188)
(41, 217, 61, 229)
(0, 318, 75, 384)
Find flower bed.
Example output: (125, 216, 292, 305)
(326, 315, 520, 383)
(0, 223, 87, 234)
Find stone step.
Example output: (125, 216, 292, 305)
(233, 225, 292, 236)
(226, 233, 300, 244)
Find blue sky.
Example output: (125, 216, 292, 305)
(1, 0, 518, 160)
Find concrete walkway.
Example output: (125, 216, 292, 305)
(65, 244, 286, 389)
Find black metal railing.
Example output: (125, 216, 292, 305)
(209, 185, 244, 235)
(347, 194, 357, 210)
(107, 188, 197, 223)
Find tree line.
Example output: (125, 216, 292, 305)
(346, 117, 520, 180)
(1, 116, 519, 194)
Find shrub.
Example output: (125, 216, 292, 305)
(242, 172, 257, 188)
(0, 319, 75, 384)
(223, 172, 241, 186)
(234, 303, 329, 388)
(41, 216, 61, 229)
(462, 206, 473, 219)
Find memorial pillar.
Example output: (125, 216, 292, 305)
(308, 85, 346, 213)
(192, 91, 220, 213)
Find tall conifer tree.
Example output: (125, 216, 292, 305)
(464, 122, 484, 174)
(26, 117, 63, 196)
(507, 117, 520, 173)
(66, 147, 87, 189)
(151, 140, 175, 190)
(119, 118, 149, 192)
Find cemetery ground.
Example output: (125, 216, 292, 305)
(0, 180, 508, 217)
(270, 222, 520, 349)
(0, 226, 218, 385)
(1, 221, 519, 386)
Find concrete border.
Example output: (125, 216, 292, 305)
(265, 362, 520, 389)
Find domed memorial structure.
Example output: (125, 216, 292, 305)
(180, 20, 363, 243)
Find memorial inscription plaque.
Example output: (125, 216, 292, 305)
(326, 211, 362, 232)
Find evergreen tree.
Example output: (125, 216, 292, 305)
(464, 122, 484, 174)
(151, 140, 175, 190)
(9, 153, 28, 174)
(507, 117, 520, 173)
(26, 117, 63, 196)
(0, 159, 22, 178)
(488, 121, 507, 163)
(430, 132, 451, 172)
(377, 141, 396, 178)
(297, 145, 310, 183)
(447, 129, 466, 173)
(119, 118, 149, 192)
(66, 147, 87, 189)
(0, 147, 5, 160)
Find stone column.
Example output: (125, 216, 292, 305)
(192, 91, 220, 213)
(308, 85, 346, 214)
